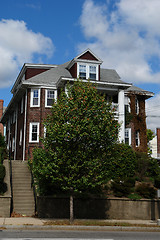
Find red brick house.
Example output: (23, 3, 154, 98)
(1, 49, 154, 160)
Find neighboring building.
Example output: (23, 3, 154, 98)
(0, 49, 154, 160)
(149, 128, 160, 159)
(0, 100, 4, 136)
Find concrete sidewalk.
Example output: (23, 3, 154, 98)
(0, 218, 159, 231)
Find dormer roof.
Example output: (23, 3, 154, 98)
(67, 49, 103, 69)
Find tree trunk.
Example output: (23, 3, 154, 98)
(70, 194, 74, 224)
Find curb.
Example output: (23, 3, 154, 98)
(0, 224, 160, 232)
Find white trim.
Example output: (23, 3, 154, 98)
(125, 128, 131, 145)
(45, 89, 55, 107)
(23, 90, 27, 161)
(118, 89, 125, 142)
(14, 107, 18, 160)
(21, 96, 24, 114)
(77, 63, 99, 80)
(74, 48, 103, 63)
(30, 88, 40, 107)
(136, 130, 140, 147)
(61, 77, 132, 88)
(19, 129, 22, 146)
(29, 122, 40, 143)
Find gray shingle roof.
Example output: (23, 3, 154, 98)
(23, 66, 72, 86)
(126, 85, 154, 97)
(100, 68, 127, 84)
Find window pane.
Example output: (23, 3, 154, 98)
(79, 65, 86, 79)
(47, 90, 54, 106)
(32, 125, 37, 141)
(89, 66, 96, 80)
(33, 90, 38, 98)
(89, 66, 96, 73)
(89, 73, 96, 80)
(33, 98, 38, 106)
(32, 90, 39, 106)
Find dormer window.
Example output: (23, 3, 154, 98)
(77, 63, 98, 80)
(79, 65, 86, 79)
(89, 65, 96, 80)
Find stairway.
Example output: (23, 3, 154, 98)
(12, 160, 35, 216)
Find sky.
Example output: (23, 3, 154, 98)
(0, 0, 160, 131)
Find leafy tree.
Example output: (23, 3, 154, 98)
(147, 129, 154, 143)
(31, 80, 119, 222)
(0, 133, 7, 164)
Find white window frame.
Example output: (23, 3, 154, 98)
(125, 128, 131, 145)
(30, 89, 40, 107)
(12, 137, 15, 152)
(45, 89, 55, 107)
(29, 122, 39, 143)
(135, 97, 139, 114)
(19, 129, 22, 146)
(135, 130, 140, 147)
(21, 97, 24, 114)
(77, 63, 98, 80)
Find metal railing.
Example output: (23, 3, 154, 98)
(112, 103, 119, 119)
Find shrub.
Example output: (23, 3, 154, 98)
(107, 143, 137, 180)
(0, 182, 7, 194)
(135, 183, 156, 199)
(135, 152, 160, 181)
(154, 176, 160, 189)
(128, 193, 141, 200)
(0, 164, 5, 181)
(111, 178, 135, 197)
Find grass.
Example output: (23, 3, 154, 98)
(43, 219, 159, 228)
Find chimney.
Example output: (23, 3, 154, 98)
(0, 100, 4, 136)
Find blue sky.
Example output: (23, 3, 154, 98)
(0, 0, 160, 130)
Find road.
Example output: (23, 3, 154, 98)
(0, 229, 160, 240)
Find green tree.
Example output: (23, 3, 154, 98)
(31, 80, 119, 222)
(147, 129, 154, 143)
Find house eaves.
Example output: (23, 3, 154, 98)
(11, 63, 57, 94)
(60, 77, 132, 90)
(126, 85, 154, 99)
(1, 84, 26, 123)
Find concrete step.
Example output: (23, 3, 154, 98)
(12, 160, 35, 216)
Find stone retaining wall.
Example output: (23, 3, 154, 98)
(0, 160, 11, 217)
(37, 196, 160, 220)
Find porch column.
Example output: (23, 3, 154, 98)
(118, 89, 125, 142)
(54, 90, 58, 102)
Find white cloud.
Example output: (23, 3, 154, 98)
(0, 19, 54, 88)
(146, 93, 160, 131)
(79, 0, 160, 84)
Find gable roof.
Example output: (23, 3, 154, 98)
(74, 49, 103, 63)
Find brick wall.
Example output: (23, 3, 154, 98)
(25, 88, 51, 160)
(128, 94, 148, 152)
(157, 128, 160, 156)
(0, 100, 4, 135)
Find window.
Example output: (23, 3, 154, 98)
(125, 128, 131, 145)
(21, 97, 23, 113)
(46, 90, 54, 107)
(78, 63, 98, 80)
(12, 137, 15, 152)
(29, 122, 39, 143)
(89, 65, 96, 80)
(79, 65, 86, 79)
(19, 129, 22, 146)
(135, 97, 139, 114)
(135, 130, 140, 147)
(30, 89, 40, 107)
